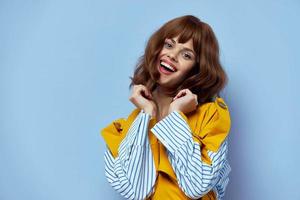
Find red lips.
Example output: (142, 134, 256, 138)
(160, 58, 177, 71)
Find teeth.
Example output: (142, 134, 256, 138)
(160, 61, 176, 72)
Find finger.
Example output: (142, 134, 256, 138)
(134, 84, 146, 94)
(193, 94, 197, 100)
(145, 88, 152, 98)
(193, 94, 198, 105)
(185, 89, 192, 94)
(173, 89, 187, 100)
(142, 86, 152, 99)
(144, 90, 153, 99)
(140, 89, 148, 98)
(139, 86, 152, 99)
(133, 85, 144, 97)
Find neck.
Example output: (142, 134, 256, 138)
(154, 85, 173, 98)
(153, 86, 174, 112)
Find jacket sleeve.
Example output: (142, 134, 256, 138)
(100, 109, 156, 200)
(150, 98, 231, 199)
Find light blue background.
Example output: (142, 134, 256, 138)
(1, 0, 299, 199)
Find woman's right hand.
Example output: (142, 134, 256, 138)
(129, 84, 157, 118)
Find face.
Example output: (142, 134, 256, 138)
(156, 35, 196, 88)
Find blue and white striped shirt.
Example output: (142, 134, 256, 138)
(104, 109, 231, 200)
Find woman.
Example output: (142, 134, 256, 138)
(101, 15, 231, 200)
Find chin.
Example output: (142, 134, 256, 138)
(157, 80, 174, 89)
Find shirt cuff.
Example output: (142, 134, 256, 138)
(135, 109, 152, 145)
(150, 110, 193, 153)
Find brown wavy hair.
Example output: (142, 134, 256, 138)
(129, 15, 228, 104)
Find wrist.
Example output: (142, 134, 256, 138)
(143, 107, 156, 118)
(168, 105, 181, 114)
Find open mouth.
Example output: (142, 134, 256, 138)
(159, 60, 177, 74)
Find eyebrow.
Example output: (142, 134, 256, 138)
(169, 38, 196, 55)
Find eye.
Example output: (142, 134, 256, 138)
(183, 52, 192, 59)
(164, 41, 172, 48)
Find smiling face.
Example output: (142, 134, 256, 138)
(156, 35, 197, 89)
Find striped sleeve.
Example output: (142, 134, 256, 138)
(150, 110, 230, 199)
(104, 110, 156, 200)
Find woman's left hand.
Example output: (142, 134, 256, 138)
(169, 89, 198, 114)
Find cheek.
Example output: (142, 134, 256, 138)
(179, 62, 195, 77)
(158, 49, 167, 57)
(181, 60, 194, 70)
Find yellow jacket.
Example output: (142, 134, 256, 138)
(101, 97, 231, 200)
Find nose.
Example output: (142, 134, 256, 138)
(167, 52, 178, 62)
(167, 49, 179, 62)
